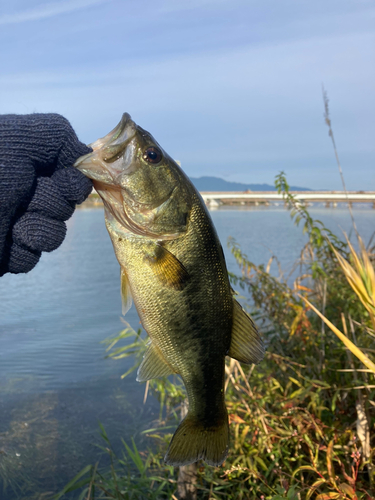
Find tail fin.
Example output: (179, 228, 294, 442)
(164, 412, 229, 467)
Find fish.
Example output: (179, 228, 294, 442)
(74, 113, 264, 467)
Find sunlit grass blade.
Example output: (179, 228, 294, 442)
(331, 235, 375, 327)
(300, 295, 375, 374)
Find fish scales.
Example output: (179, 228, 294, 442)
(75, 113, 264, 466)
(115, 191, 232, 415)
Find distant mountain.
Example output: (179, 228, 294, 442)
(189, 176, 311, 192)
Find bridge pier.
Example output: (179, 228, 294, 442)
(325, 202, 330, 208)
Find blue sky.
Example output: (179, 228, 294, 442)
(0, 0, 374, 190)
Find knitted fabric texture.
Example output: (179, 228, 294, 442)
(0, 113, 93, 276)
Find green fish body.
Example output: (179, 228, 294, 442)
(75, 114, 264, 466)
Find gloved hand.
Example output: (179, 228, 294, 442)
(0, 113, 93, 276)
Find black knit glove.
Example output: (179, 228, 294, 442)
(0, 113, 93, 276)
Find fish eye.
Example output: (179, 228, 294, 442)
(143, 147, 162, 164)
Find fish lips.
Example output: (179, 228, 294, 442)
(74, 113, 136, 184)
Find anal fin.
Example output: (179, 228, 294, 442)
(121, 267, 132, 316)
(136, 341, 176, 382)
(228, 299, 265, 364)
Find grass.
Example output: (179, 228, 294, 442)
(54, 172, 375, 499)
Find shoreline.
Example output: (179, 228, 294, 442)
(77, 193, 375, 211)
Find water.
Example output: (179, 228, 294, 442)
(0, 205, 374, 497)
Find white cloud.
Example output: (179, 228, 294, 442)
(0, 0, 109, 25)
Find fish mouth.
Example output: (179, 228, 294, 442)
(75, 113, 183, 239)
(89, 113, 132, 152)
(74, 113, 136, 183)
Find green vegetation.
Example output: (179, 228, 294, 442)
(56, 172, 375, 500)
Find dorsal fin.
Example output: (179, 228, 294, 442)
(228, 299, 265, 364)
(136, 341, 176, 382)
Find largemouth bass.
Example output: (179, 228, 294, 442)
(75, 114, 264, 467)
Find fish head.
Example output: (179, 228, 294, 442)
(75, 113, 192, 239)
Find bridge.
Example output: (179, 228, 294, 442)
(83, 190, 375, 209)
(200, 191, 375, 208)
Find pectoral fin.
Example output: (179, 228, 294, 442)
(120, 267, 132, 316)
(144, 244, 189, 290)
(136, 341, 176, 382)
(228, 299, 265, 364)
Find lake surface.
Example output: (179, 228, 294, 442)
(0, 205, 374, 498)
